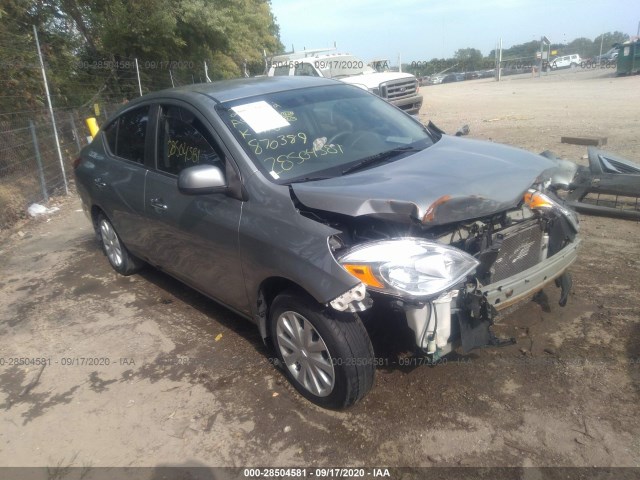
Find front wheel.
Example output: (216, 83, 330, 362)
(269, 290, 375, 409)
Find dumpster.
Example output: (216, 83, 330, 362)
(616, 39, 640, 75)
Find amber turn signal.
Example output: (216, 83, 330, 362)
(524, 190, 553, 209)
(342, 264, 384, 288)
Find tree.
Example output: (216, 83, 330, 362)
(454, 48, 483, 71)
(0, 0, 284, 115)
(565, 37, 593, 57)
(592, 31, 629, 56)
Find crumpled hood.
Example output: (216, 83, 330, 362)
(291, 135, 560, 225)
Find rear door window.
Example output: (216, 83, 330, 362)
(102, 120, 118, 154)
(111, 106, 149, 163)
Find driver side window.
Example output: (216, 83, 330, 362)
(157, 105, 223, 175)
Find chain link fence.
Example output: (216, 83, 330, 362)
(0, 29, 210, 230)
(0, 105, 124, 229)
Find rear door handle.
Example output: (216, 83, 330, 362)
(94, 177, 107, 188)
(149, 198, 168, 211)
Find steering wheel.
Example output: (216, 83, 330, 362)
(327, 131, 380, 149)
(326, 131, 351, 146)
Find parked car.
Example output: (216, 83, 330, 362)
(592, 47, 618, 64)
(75, 76, 581, 409)
(549, 54, 582, 69)
(442, 73, 464, 83)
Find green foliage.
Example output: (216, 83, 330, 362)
(565, 37, 593, 57)
(489, 40, 540, 61)
(405, 31, 632, 77)
(454, 48, 484, 71)
(0, 0, 283, 116)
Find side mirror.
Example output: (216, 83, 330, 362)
(178, 164, 227, 195)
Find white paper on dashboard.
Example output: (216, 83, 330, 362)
(231, 101, 290, 133)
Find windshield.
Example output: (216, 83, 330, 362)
(218, 84, 433, 183)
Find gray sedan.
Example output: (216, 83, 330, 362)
(75, 76, 580, 408)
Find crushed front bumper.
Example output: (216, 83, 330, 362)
(481, 237, 581, 311)
(403, 238, 581, 357)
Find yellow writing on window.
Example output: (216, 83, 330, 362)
(263, 144, 344, 175)
(168, 139, 200, 165)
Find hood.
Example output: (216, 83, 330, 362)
(290, 135, 560, 226)
(341, 71, 415, 85)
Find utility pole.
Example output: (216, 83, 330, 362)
(33, 25, 68, 195)
(539, 37, 544, 77)
(499, 39, 503, 81)
(599, 32, 605, 64)
(495, 40, 498, 81)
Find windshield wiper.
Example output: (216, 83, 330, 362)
(341, 146, 423, 175)
(288, 175, 333, 184)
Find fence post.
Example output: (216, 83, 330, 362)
(70, 113, 81, 153)
(135, 58, 143, 96)
(33, 25, 68, 195)
(29, 120, 49, 203)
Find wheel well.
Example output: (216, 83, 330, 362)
(90, 205, 105, 238)
(257, 277, 316, 341)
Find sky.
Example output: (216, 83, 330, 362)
(270, 0, 640, 64)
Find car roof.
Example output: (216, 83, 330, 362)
(125, 76, 339, 107)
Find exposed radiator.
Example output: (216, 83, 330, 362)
(490, 221, 544, 283)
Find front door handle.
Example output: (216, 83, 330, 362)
(94, 177, 107, 188)
(149, 198, 168, 211)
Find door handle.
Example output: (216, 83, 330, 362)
(149, 198, 168, 211)
(94, 177, 107, 188)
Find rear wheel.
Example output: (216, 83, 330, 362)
(269, 290, 375, 409)
(97, 214, 143, 275)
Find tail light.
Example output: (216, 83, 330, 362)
(73, 156, 82, 169)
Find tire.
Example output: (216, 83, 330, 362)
(269, 290, 375, 409)
(97, 213, 143, 275)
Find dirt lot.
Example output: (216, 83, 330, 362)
(1, 68, 639, 470)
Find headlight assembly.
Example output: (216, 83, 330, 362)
(524, 189, 580, 233)
(337, 238, 479, 297)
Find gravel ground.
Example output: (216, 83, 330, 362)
(0, 67, 638, 470)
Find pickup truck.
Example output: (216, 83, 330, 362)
(267, 52, 423, 115)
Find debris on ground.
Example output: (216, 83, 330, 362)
(27, 203, 60, 217)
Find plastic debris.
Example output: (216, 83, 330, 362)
(27, 203, 60, 217)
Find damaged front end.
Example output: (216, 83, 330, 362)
(325, 187, 581, 358)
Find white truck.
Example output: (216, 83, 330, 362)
(266, 49, 423, 115)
